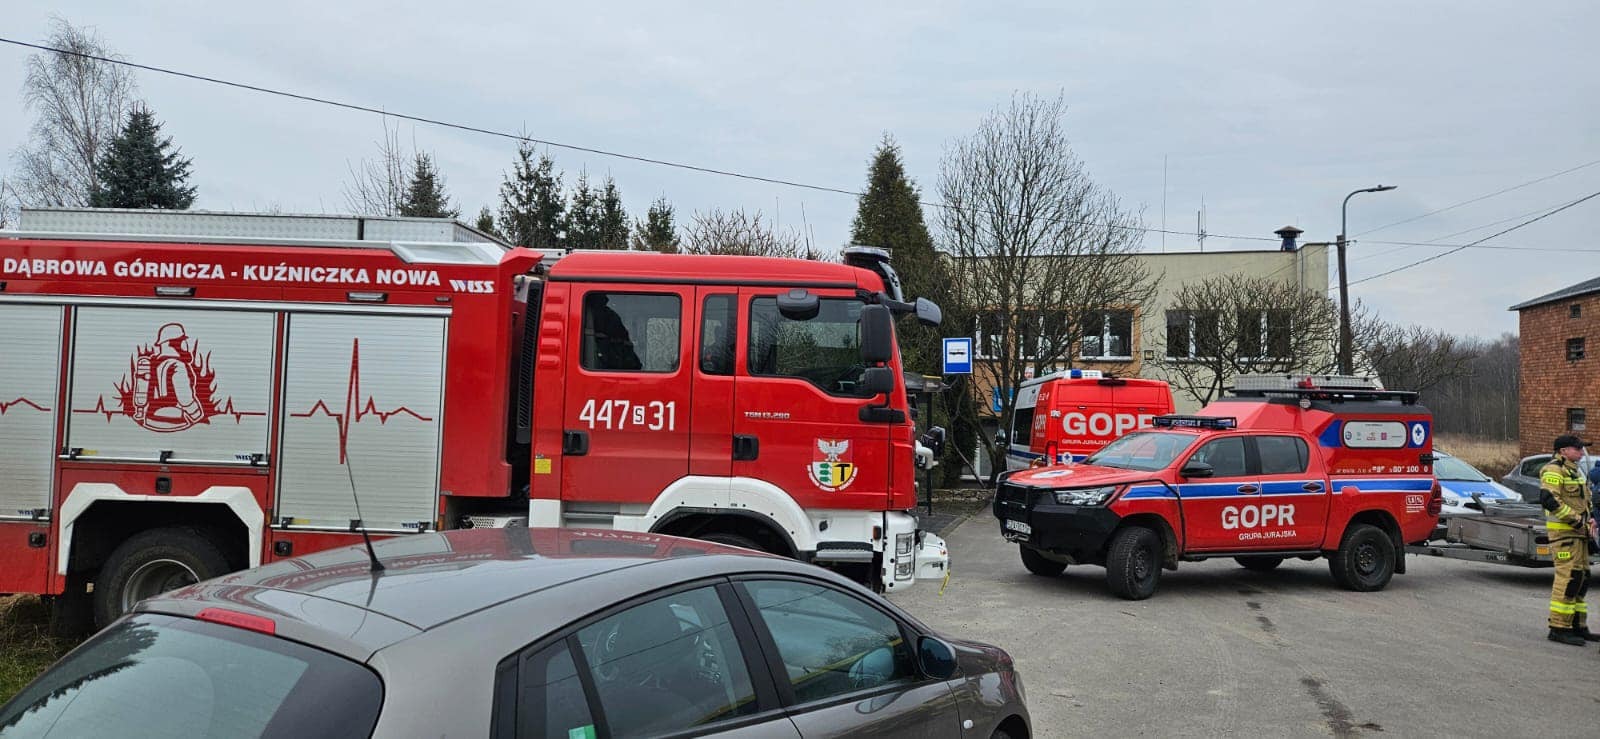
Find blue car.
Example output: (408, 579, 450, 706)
(1435, 450, 1521, 515)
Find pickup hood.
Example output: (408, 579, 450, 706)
(1004, 463, 1160, 489)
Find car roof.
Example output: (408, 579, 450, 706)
(136, 528, 801, 660)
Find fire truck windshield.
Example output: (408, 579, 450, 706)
(750, 297, 883, 397)
(1084, 431, 1196, 472)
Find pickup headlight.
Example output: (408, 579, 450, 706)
(1053, 486, 1118, 506)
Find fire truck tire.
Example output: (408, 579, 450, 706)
(1327, 524, 1395, 592)
(1019, 546, 1067, 577)
(1105, 526, 1161, 600)
(1234, 556, 1284, 572)
(699, 532, 767, 554)
(93, 527, 233, 628)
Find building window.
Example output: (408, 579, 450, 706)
(1238, 310, 1292, 359)
(975, 312, 1003, 360)
(1080, 310, 1134, 359)
(1166, 310, 1220, 359)
(1570, 408, 1587, 432)
(1567, 337, 1586, 361)
(1572, 304, 1583, 319)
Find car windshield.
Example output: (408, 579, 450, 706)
(1433, 454, 1489, 482)
(1084, 431, 1195, 472)
(0, 613, 383, 739)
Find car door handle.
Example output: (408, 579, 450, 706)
(1303, 482, 1324, 492)
(1236, 484, 1260, 495)
(733, 434, 759, 461)
(562, 430, 589, 456)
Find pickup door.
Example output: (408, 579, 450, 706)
(1182, 434, 1329, 551)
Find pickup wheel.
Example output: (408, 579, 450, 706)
(1020, 546, 1067, 577)
(1105, 526, 1161, 600)
(1235, 556, 1284, 572)
(1328, 523, 1395, 592)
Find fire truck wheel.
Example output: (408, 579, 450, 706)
(1019, 546, 1068, 577)
(1234, 556, 1284, 572)
(699, 532, 767, 553)
(93, 527, 233, 628)
(1327, 523, 1395, 592)
(1105, 526, 1161, 600)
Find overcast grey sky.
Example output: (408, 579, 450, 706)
(4, 1, 1596, 337)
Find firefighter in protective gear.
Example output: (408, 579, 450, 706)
(1541, 435, 1597, 646)
(132, 322, 205, 429)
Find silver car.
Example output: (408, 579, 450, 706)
(1502, 453, 1596, 501)
(0, 528, 1029, 739)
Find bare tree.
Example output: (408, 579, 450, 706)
(682, 208, 818, 258)
(11, 17, 139, 207)
(342, 120, 408, 216)
(1350, 308, 1476, 394)
(0, 176, 20, 228)
(1154, 273, 1339, 406)
(938, 92, 1156, 470)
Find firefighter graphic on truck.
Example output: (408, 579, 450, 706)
(125, 322, 214, 432)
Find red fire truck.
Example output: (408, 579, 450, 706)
(994, 375, 1441, 599)
(0, 208, 948, 632)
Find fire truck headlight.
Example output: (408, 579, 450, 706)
(1053, 486, 1118, 506)
(895, 532, 915, 557)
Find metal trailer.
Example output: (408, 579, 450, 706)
(1406, 494, 1600, 567)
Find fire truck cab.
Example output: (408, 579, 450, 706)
(0, 208, 947, 632)
(994, 375, 1441, 599)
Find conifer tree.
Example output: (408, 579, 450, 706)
(497, 143, 565, 248)
(565, 171, 602, 250)
(88, 107, 196, 209)
(631, 197, 680, 253)
(596, 177, 629, 249)
(474, 206, 499, 237)
(397, 152, 458, 218)
(851, 135, 946, 371)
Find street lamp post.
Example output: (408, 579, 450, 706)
(1337, 185, 1397, 375)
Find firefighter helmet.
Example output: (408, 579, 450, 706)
(155, 322, 188, 346)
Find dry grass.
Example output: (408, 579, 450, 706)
(1435, 434, 1520, 477)
(0, 595, 74, 704)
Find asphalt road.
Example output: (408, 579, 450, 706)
(890, 512, 1600, 738)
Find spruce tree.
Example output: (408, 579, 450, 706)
(473, 206, 500, 238)
(596, 177, 629, 250)
(88, 107, 196, 209)
(851, 135, 971, 483)
(497, 143, 565, 249)
(631, 197, 680, 253)
(565, 171, 601, 250)
(398, 152, 458, 219)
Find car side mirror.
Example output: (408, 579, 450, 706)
(914, 297, 943, 327)
(776, 289, 820, 321)
(1181, 461, 1214, 479)
(861, 304, 894, 364)
(917, 636, 959, 680)
(861, 366, 894, 395)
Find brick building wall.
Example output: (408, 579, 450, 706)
(1518, 292, 1600, 457)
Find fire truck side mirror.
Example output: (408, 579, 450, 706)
(1180, 461, 1215, 479)
(861, 304, 894, 364)
(914, 297, 943, 327)
(777, 289, 820, 320)
(861, 367, 895, 395)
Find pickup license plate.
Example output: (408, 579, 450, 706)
(1003, 519, 1032, 536)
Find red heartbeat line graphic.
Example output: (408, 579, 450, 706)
(0, 398, 51, 415)
(289, 339, 433, 464)
(72, 396, 264, 424)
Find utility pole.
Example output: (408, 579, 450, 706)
(1337, 185, 1398, 374)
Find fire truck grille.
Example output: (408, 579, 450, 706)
(996, 482, 1038, 517)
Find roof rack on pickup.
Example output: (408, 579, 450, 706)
(1227, 374, 1417, 404)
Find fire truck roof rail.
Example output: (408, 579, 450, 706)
(6, 208, 516, 266)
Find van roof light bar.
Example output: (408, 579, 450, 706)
(1152, 415, 1237, 430)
